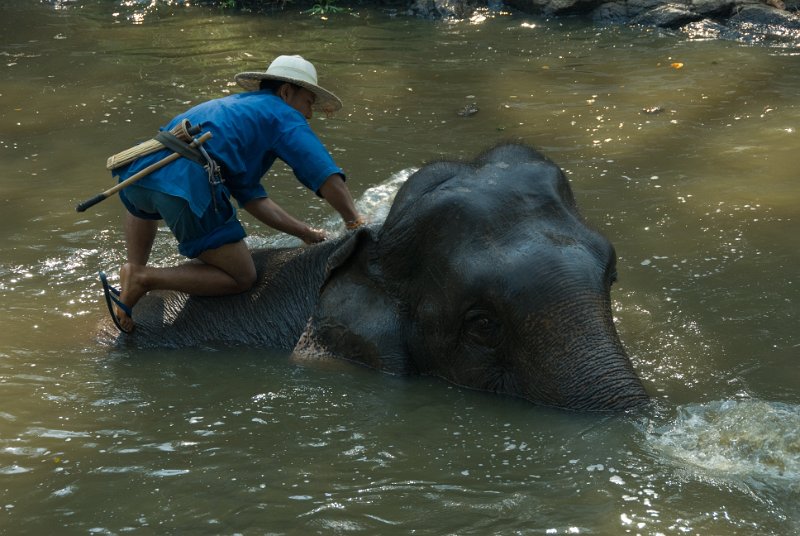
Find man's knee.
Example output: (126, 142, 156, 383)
(233, 267, 258, 293)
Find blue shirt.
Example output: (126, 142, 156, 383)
(115, 91, 344, 217)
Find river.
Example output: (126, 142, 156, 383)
(1, 1, 799, 534)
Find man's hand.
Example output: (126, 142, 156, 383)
(345, 216, 367, 230)
(301, 227, 327, 244)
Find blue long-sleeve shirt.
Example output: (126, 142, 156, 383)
(115, 90, 344, 217)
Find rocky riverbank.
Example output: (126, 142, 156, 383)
(407, 0, 800, 44)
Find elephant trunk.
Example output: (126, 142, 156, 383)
(556, 349, 649, 410)
(516, 298, 648, 411)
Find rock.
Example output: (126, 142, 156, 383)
(506, 0, 605, 15)
(593, 1, 630, 24)
(409, 0, 478, 18)
(410, 0, 800, 45)
(689, 0, 738, 16)
(631, 3, 703, 27)
(680, 18, 732, 38)
(725, 3, 800, 42)
(730, 3, 800, 27)
(626, 0, 667, 12)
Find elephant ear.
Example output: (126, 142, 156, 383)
(298, 226, 414, 375)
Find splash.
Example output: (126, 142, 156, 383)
(250, 168, 413, 249)
(648, 399, 800, 486)
(353, 168, 414, 226)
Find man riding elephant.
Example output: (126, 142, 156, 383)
(103, 143, 649, 411)
(100, 54, 364, 334)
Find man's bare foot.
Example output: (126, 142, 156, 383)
(117, 263, 149, 332)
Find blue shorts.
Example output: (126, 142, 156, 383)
(119, 184, 246, 259)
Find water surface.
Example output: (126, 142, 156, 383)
(1, 1, 798, 534)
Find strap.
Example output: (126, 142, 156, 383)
(154, 131, 206, 167)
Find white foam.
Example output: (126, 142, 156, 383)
(647, 399, 800, 485)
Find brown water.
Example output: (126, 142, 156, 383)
(1, 1, 799, 534)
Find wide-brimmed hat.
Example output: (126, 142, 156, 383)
(234, 55, 342, 113)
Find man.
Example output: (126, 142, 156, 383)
(100, 54, 364, 334)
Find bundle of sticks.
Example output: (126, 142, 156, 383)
(106, 118, 197, 170)
(76, 120, 211, 212)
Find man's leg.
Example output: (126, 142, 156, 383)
(132, 240, 256, 296)
(114, 182, 254, 331)
(125, 212, 158, 266)
(117, 240, 256, 332)
(114, 212, 157, 332)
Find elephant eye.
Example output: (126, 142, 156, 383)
(463, 310, 503, 348)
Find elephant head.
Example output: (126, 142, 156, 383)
(298, 144, 648, 410)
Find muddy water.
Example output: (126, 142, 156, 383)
(1, 1, 799, 534)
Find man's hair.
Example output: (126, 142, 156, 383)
(259, 79, 300, 93)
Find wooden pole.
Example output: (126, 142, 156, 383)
(76, 131, 212, 213)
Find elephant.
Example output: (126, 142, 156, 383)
(108, 143, 648, 410)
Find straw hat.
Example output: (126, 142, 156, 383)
(234, 55, 342, 112)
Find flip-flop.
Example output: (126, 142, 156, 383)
(99, 271, 133, 334)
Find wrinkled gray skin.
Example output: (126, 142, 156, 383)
(111, 144, 648, 410)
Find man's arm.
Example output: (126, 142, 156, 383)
(243, 197, 326, 244)
(318, 173, 365, 229)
